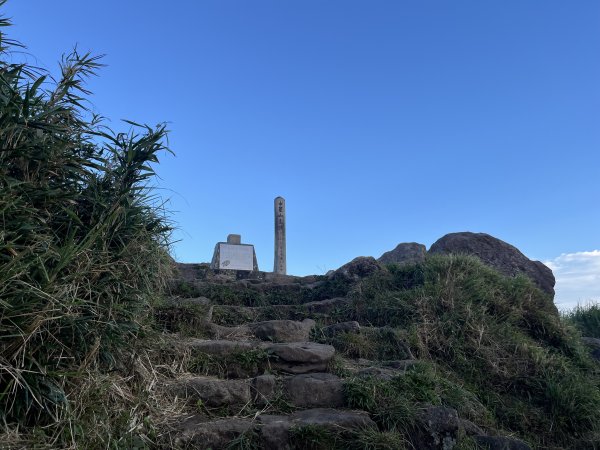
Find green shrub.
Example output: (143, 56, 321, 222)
(0, 6, 172, 446)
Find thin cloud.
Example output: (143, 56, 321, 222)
(544, 251, 600, 310)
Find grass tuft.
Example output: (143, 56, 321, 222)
(563, 302, 600, 338)
(0, 8, 175, 447)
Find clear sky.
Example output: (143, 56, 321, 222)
(4, 1, 599, 309)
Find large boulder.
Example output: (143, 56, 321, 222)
(378, 242, 427, 266)
(429, 232, 555, 296)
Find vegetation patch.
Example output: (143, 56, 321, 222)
(317, 327, 412, 360)
(0, 7, 175, 448)
(290, 424, 340, 450)
(154, 302, 211, 337)
(347, 255, 600, 447)
(564, 302, 600, 338)
(290, 425, 411, 450)
(189, 349, 271, 378)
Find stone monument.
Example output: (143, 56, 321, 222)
(274, 196, 286, 275)
(211, 234, 258, 271)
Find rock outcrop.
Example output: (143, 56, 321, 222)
(378, 242, 427, 266)
(329, 256, 384, 281)
(429, 232, 555, 296)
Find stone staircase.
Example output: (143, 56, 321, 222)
(154, 263, 529, 450)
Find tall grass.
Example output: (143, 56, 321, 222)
(0, 4, 173, 446)
(351, 255, 600, 448)
(564, 302, 600, 338)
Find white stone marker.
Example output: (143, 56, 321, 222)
(210, 234, 258, 271)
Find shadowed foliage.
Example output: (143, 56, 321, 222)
(0, 4, 173, 446)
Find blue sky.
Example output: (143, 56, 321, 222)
(4, 1, 599, 309)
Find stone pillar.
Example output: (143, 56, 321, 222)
(274, 196, 286, 275)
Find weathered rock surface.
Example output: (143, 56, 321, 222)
(417, 406, 461, 450)
(175, 416, 254, 448)
(474, 435, 532, 450)
(288, 407, 375, 428)
(252, 374, 276, 405)
(185, 339, 335, 375)
(429, 232, 555, 296)
(330, 256, 384, 281)
(166, 296, 212, 307)
(250, 318, 315, 342)
(283, 373, 344, 407)
(378, 242, 427, 266)
(207, 323, 252, 340)
(166, 376, 250, 407)
(167, 372, 346, 409)
(259, 408, 376, 450)
(266, 342, 336, 374)
(259, 415, 293, 450)
(186, 338, 253, 356)
(207, 318, 315, 342)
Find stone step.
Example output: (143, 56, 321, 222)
(208, 318, 315, 343)
(184, 339, 336, 377)
(167, 375, 253, 407)
(165, 372, 344, 409)
(212, 297, 352, 325)
(174, 408, 376, 449)
(174, 416, 254, 449)
(260, 408, 376, 450)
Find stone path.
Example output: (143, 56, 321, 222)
(156, 265, 530, 449)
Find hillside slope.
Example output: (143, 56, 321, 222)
(153, 255, 600, 449)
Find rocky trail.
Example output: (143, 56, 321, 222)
(154, 260, 531, 450)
